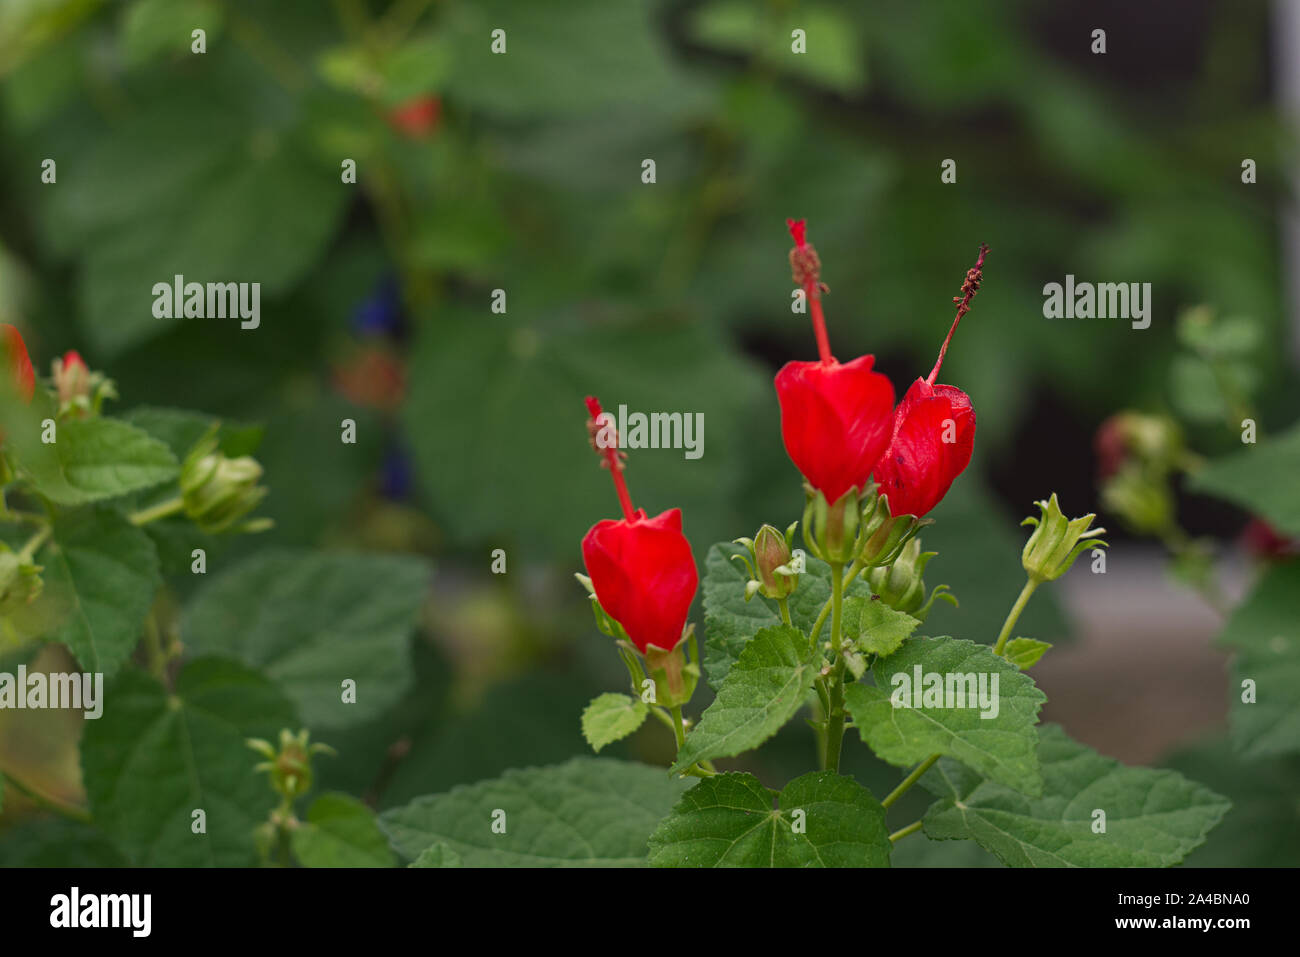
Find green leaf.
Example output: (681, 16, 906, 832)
(402, 317, 765, 561)
(701, 543, 871, 688)
(921, 725, 1231, 868)
(410, 843, 462, 868)
(581, 693, 648, 753)
(291, 792, 395, 868)
(39, 507, 161, 678)
(1214, 561, 1300, 758)
(80, 657, 295, 867)
(48, 86, 346, 356)
(647, 770, 890, 867)
(843, 595, 920, 657)
(844, 636, 1046, 795)
(672, 625, 816, 773)
(379, 758, 691, 867)
(1002, 637, 1052, 670)
(1188, 424, 1300, 537)
(182, 550, 430, 729)
(10, 417, 179, 506)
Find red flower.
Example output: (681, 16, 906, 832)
(874, 244, 988, 518)
(775, 357, 895, 503)
(388, 96, 441, 139)
(1, 324, 35, 404)
(581, 397, 698, 653)
(774, 220, 895, 503)
(874, 378, 975, 517)
(583, 508, 698, 653)
(1241, 518, 1297, 561)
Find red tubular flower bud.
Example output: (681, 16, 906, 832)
(388, 95, 441, 139)
(874, 244, 987, 518)
(775, 357, 895, 504)
(580, 396, 698, 653)
(774, 219, 896, 503)
(2, 324, 35, 404)
(874, 378, 975, 518)
(582, 508, 698, 653)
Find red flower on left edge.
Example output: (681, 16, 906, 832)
(580, 397, 697, 653)
(2, 324, 35, 404)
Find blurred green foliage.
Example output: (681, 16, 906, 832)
(0, 0, 1294, 866)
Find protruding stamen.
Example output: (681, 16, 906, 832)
(927, 242, 989, 386)
(585, 396, 636, 521)
(787, 218, 833, 365)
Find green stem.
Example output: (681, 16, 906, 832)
(823, 562, 848, 774)
(889, 820, 924, 843)
(669, 705, 687, 751)
(809, 559, 863, 646)
(129, 496, 185, 527)
(1, 770, 91, 823)
(777, 596, 793, 626)
(881, 754, 940, 809)
(16, 525, 51, 562)
(992, 578, 1038, 657)
(143, 614, 166, 680)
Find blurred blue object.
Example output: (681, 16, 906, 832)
(351, 276, 404, 339)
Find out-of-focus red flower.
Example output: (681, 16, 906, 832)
(55, 349, 89, 406)
(388, 96, 441, 139)
(581, 397, 698, 653)
(1241, 518, 1297, 561)
(874, 244, 988, 518)
(2, 324, 35, 404)
(332, 347, 407, 411)
(774, 219, 895, 503)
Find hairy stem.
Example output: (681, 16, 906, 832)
(881, 754, 940, 809)
(823, 562, 848, 774)
(992, 578, 1038, 657)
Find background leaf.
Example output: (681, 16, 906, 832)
(921, 724, 1230, 867)
(38, 507, 160, 678)
(379, 757, 691, 866)
(182, 550, 431, 729)
(80, 657, 295, 867)
(647, 770, 890, 867)
(291, 792, 394, 868)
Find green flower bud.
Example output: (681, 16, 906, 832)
(856, 486, 930, 569)
(802, 485, 859, 565)
(180, 430, 272, 534)
(1021, 494, 1108, 582)
(248, 728, 336, 808)
(866, 537, 957, 623)
(732, 523, 799, 601)
(0, 544, 42, 614)
(1100, 462, 1174, 536)
(643, 631, 700, 708)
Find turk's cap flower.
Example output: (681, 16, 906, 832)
(1, 324, 35, 406)
(775, 355, 896, 505)
(51, 350, 117, 419)
(873, 377, 976, 520)
(581, 507, 698, 655)
(1021, 493, 1108, 582)
(179, 429, 273, 535)
(732, 522, 800, 601)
